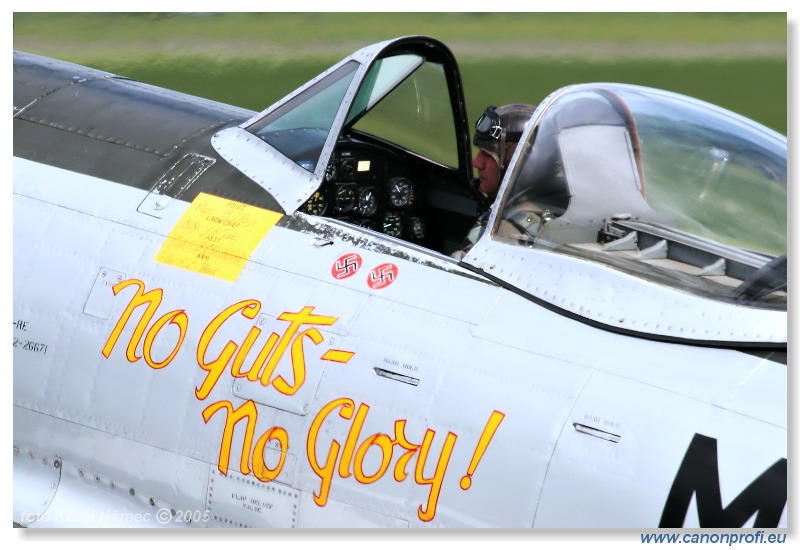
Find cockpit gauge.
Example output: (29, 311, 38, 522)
(324, 161, 338, 182)
(409, 216, 426, 240)
(303, 191, 328, 216)
(388, 177, 411, 208)
(407, 184, 416, 206)
(356, 187, 378, 217)
(335, 184, 357, 213)
(339, 158, 356, 182)
(382, 212, 402, 237)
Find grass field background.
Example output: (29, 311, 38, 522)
(13, 12, 787, 133)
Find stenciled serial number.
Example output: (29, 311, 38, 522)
(13, 338, 48, 354)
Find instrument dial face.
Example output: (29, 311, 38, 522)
(356, 187, 378, 217)
(388, 178, 411, 208)
(324, 161, 338, 182)
(338, 158, 356, 182)
(303, 191, 328, 216)
(410, 216, 426, 240)
(335, 184, 357, 213)
(382, 213, 402, 237)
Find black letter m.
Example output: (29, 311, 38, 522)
(659, 433, 786, 528)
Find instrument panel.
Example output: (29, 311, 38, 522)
(300, 140, 428, 244)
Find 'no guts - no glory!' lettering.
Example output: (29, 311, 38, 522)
(101, 278, 505, 522)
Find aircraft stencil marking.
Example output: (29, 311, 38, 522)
(155, 192, 283, 281)
(367, 263, 398, 290)
(84, 268, 126, 319)
(331, 253, 362, 280)
(12, 338, 48, 355)
(12, 320, 47, 353)
(208, 468, 299, 528)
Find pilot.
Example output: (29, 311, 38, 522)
(453, 103, 536, 259)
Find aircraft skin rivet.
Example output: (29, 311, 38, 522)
(110, 481, 116, 489)
(51, 482, 57, 489)
(150, 498, 156, 506)
(79, 468, 84, 477)
(13, 447, 18, 455)
(95, 475, 100, 483)
(28, 452, 34, 460)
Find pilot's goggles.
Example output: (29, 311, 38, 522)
(475, 105, 524, 143)
(475, 105, 503, 140)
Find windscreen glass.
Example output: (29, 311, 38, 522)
(348, 56, 458, 168)
(247, 61, 359, 172)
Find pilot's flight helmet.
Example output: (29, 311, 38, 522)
(473, 103, 536, 171)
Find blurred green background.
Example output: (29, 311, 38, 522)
(13, 12, 787, 134)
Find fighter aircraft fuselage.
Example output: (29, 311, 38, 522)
(13, 37, 787, 528)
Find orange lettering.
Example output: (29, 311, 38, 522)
(102, 279, 163, 362)
(354, 433, 393, 484)
(202, 399, 258, 476)
(307, 397, 355, 507)
(338, 403, 369, 479)
(198, 304, 339, 400)
(414, 429, 458, 522)
(253, 427, 289, 483)
(392, 420, 419, 482)
(272, 327, 324, 396)
(142, 310, 188, 369)
(204, 399, 289, 483)
(306, 397, 469, 522)
(196, 300, 260, 400)
(259, 307, 336, 387)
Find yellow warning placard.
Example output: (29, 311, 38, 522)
(155, 193, 283, 281)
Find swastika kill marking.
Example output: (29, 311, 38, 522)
(331, 253, 363, 280)
(367, 263, 398, 290)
